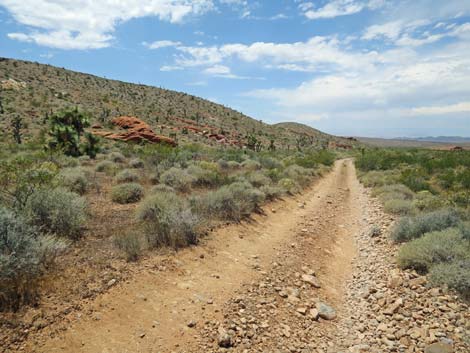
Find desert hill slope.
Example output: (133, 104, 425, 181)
(0, 57, 353, 149)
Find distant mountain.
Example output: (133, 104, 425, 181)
(397, 136, 470, 143)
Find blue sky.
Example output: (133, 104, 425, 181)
(0, 0, 469, 138)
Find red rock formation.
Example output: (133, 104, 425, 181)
(91, 116, 177, 146)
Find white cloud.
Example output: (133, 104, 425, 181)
(204, 64, 231, 75)
(173, 36, 382, 72)
(302, 0, 386, 20)
(1, 0, 214, 49)
(144, 40, 182, 49)
(245, 40, 470, 125)
(160, 65, 184, 71)
(410, 102, 470, 116)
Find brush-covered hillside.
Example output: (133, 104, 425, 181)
(0, 57, 354, 150)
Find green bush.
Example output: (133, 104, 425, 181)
(391, 208, 461, 243)
(372, 184, 414, 200)
(108, 151, 126, 163)
(186, 164, 221, 187)
(429, 260, 470, 297)
(196, 181, 265, 221)
(383, 199, 415, 215)
(114, 232, 142, 262)
(241, 159, 261, 171)
(95, 160, 117, 174)
(278, 178, 301, 195)
(115, 169, 140, 183)
(136, 192, 200, 248)
(159, 167, 194, 192)
(111, 183, 144, 204)
(260, 185, 285, 201)
(129, 158, 144, 169)
(247, 171, 271, 188)
(58, 167, 89, 195)
(25, 188, 87, 239)
(150, 184, 175, 194)
(282, 165, 314, 187)
(0, 207, 66, 311)
(397, 228, 469, 273)
(360, 170, 399, 188)
(412, 191, 444, 212)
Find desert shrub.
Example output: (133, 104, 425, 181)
(0, 207, 66, 311)
(459, 222, 470, 241)
(282, 165, 314, 187)
(186, 164, 221, 187)
(196, 181, 265, 221)
(360, 170, 399, 188)
(136, 193, 200, 248)
(58, 167, 89, 195)
(260, 185, 285, 201)
(95, 160, 117, 174)
(25, 188, 87, 239)
(247, 171, 271, 188)
(115, 169, 140, 183)
(400, 169, 431, 192)
(111, 183, 144, 204)
(129, 158, 144, 169)
(278, 178, 301, 195)
(78, 155, 92, 165)
(412, 191, 444, 212)
(217, 159, 229, 171)
(150, 184, 175, 194)
(259, 156, 283, 170)
(397, 228, 469, 273)
(55, 155, 80, 168)
(391, 208, 461, 243)
(372, 184, 414, 200)
(108, 151, 126, 163)
(429, 260, 470, 297)
(0, 158, 58, 210)
(241, 159, 261, 171)
(227, 160, 240, 169)
(383, 199, 415, 215)
(159, 167, 194, 192)
(114, 232, 142, 262)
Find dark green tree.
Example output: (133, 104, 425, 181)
(82, 132, 100, 158)
(46, 108, 91, 157)
(11, 115, 24, 144)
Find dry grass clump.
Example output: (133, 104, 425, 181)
(136, 192, 200, 248)
(111, 183, 144, 204)
(115, 169, 140, 183)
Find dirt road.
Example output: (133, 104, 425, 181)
(27, 159, 469, 353)
(29, 158, 359, 352)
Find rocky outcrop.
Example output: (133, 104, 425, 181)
(91, 116, 177, 146)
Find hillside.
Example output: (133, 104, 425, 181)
(0, 58, 352, 150)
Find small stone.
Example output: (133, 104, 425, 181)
(296, 307, 307, 315)
(424, 343, 453, 353)
(107, 279, 117, 287)
(187, 320, 197, 328)
(301, 274, 321, 288)
(218, 329, 232, 348)
(309, 308, 319, 320)
(316, 302, 336, 320)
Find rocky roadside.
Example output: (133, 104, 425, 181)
(187, 180, 470, 352)
(334, 189, 470, 353)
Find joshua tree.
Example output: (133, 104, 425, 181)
(11, 115, 24, 144)
(46, 107, 91, 157)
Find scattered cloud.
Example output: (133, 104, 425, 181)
(409, 102, 470, 116)
(160, 65, 184, 71)
(144, 40, 182, 49)
(1, 0, 215, 49)
(301, 0, 386, 20)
